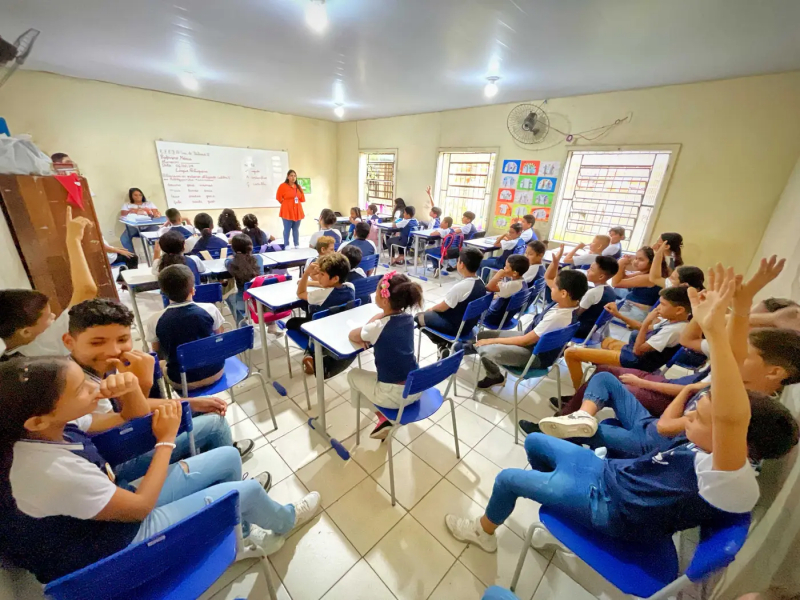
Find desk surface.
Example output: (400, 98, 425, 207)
(120, 217, 166, 227)
(301, 303, 383, 358)
(246, 279, 302, 311)
(265, 248, 317, 264)
(411, 228, 441, 238)
(463, 236, 498, 250)
(377, 222, 401, 230)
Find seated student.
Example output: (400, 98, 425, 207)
(156, 208, 194, 237)
(151, 229, 205, 284)
(387, 205, 419, 266)
(519, 214, 537, 243)
(563, 286, 693, 390)
(184, 213, 229, 255)
(65, 297, 256, 463)
(647, 241, 704, 291)
(573, 255, 619, 339)
(522, 240, 546, 285)
(309, 208, 343, 249)
(391, 197, 406, 222)
(365, 203, 381, 224)
(103, 237, 139, 284)
(479, 223, 525, 283)
(428, 206, 443, 229)
(444, 211, 477, 272)
(427, 216, 454, 238)
(445, 273, 799, 552)
(464, 260, 588, 389)
(339, 221, 377, 256)
(610, 246, 665, 322)
(603, 226, 625, 258)
(0, 207, 97, 359)
(225, 234, 266, 324)
(341, 244, 366, 279)
(305, 235, 337, 271)
(242, 213, 276, 248)
(415, 248, 486, 357)
(146, 265, 226, 391)
(562, 234, 611, 268)
(347, 206, 362, 239)
(0, 358, 321, 584)
(483, 255, 530, 330)
(655, 232, 684, 273)
(348, 272, 424, 440)
(217, 208, 242, 239)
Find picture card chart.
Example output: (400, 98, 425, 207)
(155, 141, 288, 210)
(495, 159, 561, 228)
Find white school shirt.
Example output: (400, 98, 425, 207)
(459, 223, 475, 237)
(121, 201, 158, 214)
(443, 277, 482, 309)
(2, 310, 71, 359)
(646, 319, 688, 352)
(307, 283, 356, 307)
(150, 254, 206, 277)
(694, 451, 759, 513)
(602, 242, 622, 257)
(157, 223, 196, 237)
(533, 306, 575, 337)
(499, 237, 520, 251)
(572, 252, 599, 267)
(497, 279, 525, 299)
(102, 236, 118, 264)
(361, 316, 391, 344)
(523, 264, 544, 284)
(580, 283, 610, 310)
(184, 233, 228, 254)
(144, 301, 225, 344)
(434, 227, 453, 237)
(520, 228, 534, 243)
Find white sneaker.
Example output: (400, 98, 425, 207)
(290, 492, 321, 532)
(531, 527, 566, 551)
(445, 515, 497, 553)
(538, 410, 598, 439)
(246, 524, 285, 555)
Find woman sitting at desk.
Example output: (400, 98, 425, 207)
(119, 188, 161, 254)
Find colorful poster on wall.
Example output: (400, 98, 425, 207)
(502, 160, 520, 174)
(497, 188, 515, 203)
(533, 192, 553, 207)
(517, 176, 536, 191)
(297, 177, 312, 193)
(515, 190, 533, 205)
(499, 174, 518, 189)
(493, 160, 561, 227)
(495, 200, 513, 218)
(494, 215, 511, 229)
(532, 207, 551, 222)
(520, 160, 540, 176)
(540, 161, 560, 177)
(535, 177, 557, 192)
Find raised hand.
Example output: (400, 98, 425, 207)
(734, 255, 785, 310)
(65, 206, 93, 241)
(152, 400, 182, 443)
(604, 301, 620, 316)
(688, 264, 735, 335)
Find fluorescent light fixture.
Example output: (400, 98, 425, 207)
(334, 104, 345, 118)
(179, 72, 199, 91)
(305, 0, 328, 33)
(484, 76, 500, 98)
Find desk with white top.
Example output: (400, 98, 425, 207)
(119, 217, 167, 266)
(408, 228, 444, 279)
(265, 248, 317, 270)
(463, 236, 499, 253)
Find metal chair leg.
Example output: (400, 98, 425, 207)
(513, 377, 523, 445)
(355, 392, 361, 445)
(387, 429, 396, 506)
(471, 357, 482, 401)
(252, 372, 278, 431)
(357, 354, 362, 369)
(302, 369, 312, 411)
(416, 329, 423, 362)
(511, 522, 538, 591)
(448, 397, 461, 459)
(229, 385, 236, 404)
(284, 335, 293, 378)
(554, 363, 562, 402)
(259, 555, 278, 600)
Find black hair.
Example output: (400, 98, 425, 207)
(506, 255, 530, 276)
(228, 234, 260, 287)
(746, 391, 799, 461)
(659, 286, 692, 314)
(285, 170, 298, 185)
(750, 328, 800, 385)
(355, 222, 371, 239)
(340, 244, 362, 270)
(522, 214, 536, 225)
(594, 255, 620, 278)
(0, 357, 71, 450)
(0, 290, 50, 339)
(762, 298, 798, 313)
(194, 213, 215, 239)
(158, 265, 195, 303)
(393, 198, 406, 213)
(556, 270, 589, 301)
(384, 274, 424, 312)
(319, 208, 337, 227)
(157, 230, 188, 271)
(609, 226, 626, 239)
(242, 214, 265, 247)
(367, 203, 379, 214)
(463, 211, 476, 222)
(315, 236, 336, 252)
(639, 246, 670, 278)
(458, 247, 483, 273)
(660, 232, 684, 268)
(317, 253, 350, 284)
(676, 266, 705, 290)
(68, 298, 133, 335)
(431, 207, 442, 218)
(509, 223, 523, 234)
(50, 152, 70, 163)
(441, 216, 454, 228)
(404, 206, 416, 218)
(217, 208, 241, 234)
(350, 206, 362, 220)
(128, 187, 147, 204)
(165, 208, 181, 223)
(527, 240, 546, 255)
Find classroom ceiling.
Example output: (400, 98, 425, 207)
(3, 0, 800, 121)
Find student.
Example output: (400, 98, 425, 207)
(348, 272, 424, 439)
(519, 214, 537, 243)
(185, 213, 229, 255)
(217, 208, 242, 238)
(564, 286, 692, 390)
(342, 244, 367, 280)
(428, 216, 454, 238)
(479, 223, 525, 283)
(387, 205, 419, 266)
(339, 221, 377, 256)
(391, 198, 406, 221)
(603, 227, 625, 258)
(0, 207, 97, 359)
(443, 211, 478, 272)
(562, 234, 611, 268)
(523, 240, 546, 285)
(225, 234, 266, 324)
(648, 241, 704, 290)
(465, 255, 587, 389)
(156, 208, 194, 237)
(610, 246, 665, 322)
(305, 235, 336, 271)
(103, 237, 138, 279)
(151, 229, 205, 285)
(445, 269, 799, 552)
(309, 209, 343, 249)
(347, 207, 362, 239)
(428, 206, 443, 229)
(483, 255, 530, 330)
(0, 358, 321, 583)
(415, 247, 487, 357)
(365, 203, 381, 224)
(656, 232, 684, 273)
(242, 213, 275, 249)
(146, 265, 226, 390)
(574, 255, 620, 339)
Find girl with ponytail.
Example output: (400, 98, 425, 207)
(184, 212, 229, 255)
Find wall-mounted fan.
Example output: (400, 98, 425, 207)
(0, 29, 40, 90)
(507, 103, 550, 145)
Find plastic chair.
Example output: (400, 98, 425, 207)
(389, 223, 421, 270)
(354, 351, 464, 506)
(241, 275, 293, 327)
(572, 305, 616, 346)
(523, 277, 548, 317)
(491, 288, 533, 332)
(43, 491, 278, 600)
(510, 505, 750, 600)
(161, 282, 223, 308)
(663, 346, 708, 374)
(423, 233, 462, 283)
(352, 274, 382, 305)
(175, 326, 278, 432)
(196, 245, 232, 260)
(358, 253, 380, 274)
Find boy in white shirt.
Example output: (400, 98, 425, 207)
(563, 234, 611, 268)
(480, 223, 525, 282)
(602, 226, 625, 257)
(156, 208, 195, 237)
(519, 214, 538, 243)
(522, 241, 546, 285)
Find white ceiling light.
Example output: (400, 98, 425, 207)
(334, 104, 345, 118)
(179, 72, 199, 91)
(484, 76, 500, 98)
(305, 0, 328, 33)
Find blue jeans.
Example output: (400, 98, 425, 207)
(226, 290, 247, 325)
(485, 434, 612, 533)
(282, 218, 301, 247)
(132, 446, 295, 542)
(120, 224, 158, 253)
(480, 256, 504, 283)
(115, 414, 233, 484)
(482, 587, 519, 600)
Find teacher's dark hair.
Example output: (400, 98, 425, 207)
(128, 188, 147, 204)
(285, 170, 299, 186)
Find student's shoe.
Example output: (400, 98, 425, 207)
(518, 420, 541, 436)
(234, 439, 255, 460)
(246, 524, 285, 555)
(538, 410, 598, 439)
(303, 355, 315, 375)
(267, 322, 284, 337)
(549, 396, 572, 412)
(290, 492, 321, 532)
(477, 373, 506, 389)
(437, 346, 451, 360)
(254, 471, 273, 492)
(445, 515, 497, 553)
(370, 419, 393, 440)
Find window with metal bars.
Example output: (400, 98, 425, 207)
(549, 149, 673, 251)
(358, 152, 396, 215)
(433, 151, 497, 230)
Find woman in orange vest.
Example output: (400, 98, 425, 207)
(276, 169, 305, 248)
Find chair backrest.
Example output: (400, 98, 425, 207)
(162, 282, 223, 308)
(505, 288, 532, 316)
(176, 326, 255, 372)
(532, 322, 580, 355)
(358, 253, 380, 272)
(352, 274, 382, 301)
(311, 298, 362, 320)
(403, 350, 464, 397)
(463, 293, 494, 323)
(685, 513, 751, 582)
(89, 402, 194, 469)
(512, 238, 526, 255)
(243, 274, 291, 321)
(44, 491, 241, 600)
(196, 245, 232, 260)
(664, 346, 708, 371)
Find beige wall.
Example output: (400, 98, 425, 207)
(338, 72, 800, 271)
(0, 71, 338, 244)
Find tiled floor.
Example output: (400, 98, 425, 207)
(120, 258, 601, 600)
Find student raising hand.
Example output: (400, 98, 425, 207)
(152, 400, 182, 444)
(687, 264, 735, 335)
(65, 205, 93, 240)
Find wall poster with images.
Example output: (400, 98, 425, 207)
(495, 159, 561, 228)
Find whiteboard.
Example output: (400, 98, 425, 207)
(155, 141, 289, 210)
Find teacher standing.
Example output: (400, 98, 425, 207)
(276, 169, 305, 248)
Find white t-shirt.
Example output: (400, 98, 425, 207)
(499, 237, 520, 251)
(695, 450, 759, 513)
(459, 223, 475, 237)
(533, 306, 575, 337)
(144, 301, 225, 344)
(580, 283, 609, 310)
(520, 228, 534, 243)
(307, 283, 355, 307)
(3, 310, 71, 359)
(572, 252, 598, 267)
(602, 243, 621, 257)
(184, 233, 228, 254)
(497, 279, 525, 299)
(150, 254, 206, 277)
(121, 201, 158, 214)
(646, 319, 688, 352)
(523, 264, 544, 284)
(157, 223, 196, 237)
(361, 315, 391, 344)
(444, 277, 482, 309)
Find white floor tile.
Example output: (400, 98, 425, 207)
(406, 424, 463, 475)
(254, 400, 309, 441)
(341, 427, 405, 475)
(320, 559, 396, 600)
(460, 394, 513, 425)
(229, 418, 270, 452)
(295, 450, 369, 508)
(224, 401, 251, 426)
(272, 423, 331, 471)
(241, 443, 293, 486)
(437, 406, 494, 447)
(206, 559, 291, 600)
(373, 448, 441, 510)
(322, 402, 376, 444)
(266, 474, 311, 509)
(392, 418, 435, 445)
(473, 427, 529, 470)
(496, 406, 537, 439)
(429, 561, 486, 600)
(235, 382, 288, 418)
(445, 449, 503, 507)
(531, 563, 595, 600)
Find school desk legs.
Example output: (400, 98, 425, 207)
(128, 286, 149, 352)
(306, 341, 350, 461)
(256, 303, 272, 380)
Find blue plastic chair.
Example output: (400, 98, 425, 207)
(491, 288, 533, 332)
(511, 505, 750, 600)
(161, 282, 223, 308)
(352, 274, 382, 304)
(524, 277, 548, 316)
(43, 491, 278, 600)
(358, 253, 380, 274)
(175, 326, 278, 432)
(389, 223, 421, 269)
(572, 305, 616, 346)
(663, 346, 708, 374)
(354, 350, 464, 506)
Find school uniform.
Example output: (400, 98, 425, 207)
(418, 277, 487, 346)
(576, 283, 618, 339)
(184, 232, 229, 255)
(480, 238, 525, 281)
(309, 228, 343, 249)
(445, 223, 477, 264)
(522, 263, 545, 285)
(602, 242, 622, 258)
(0, 310, 71, 360)
(386, 218, 419, 255)
(224, 255, 265, 324)
(347, 218, 362, 239)
(347, 269, 370, 306)
(430, 217, 441, 229)
(151, 254, 205, 285)
(285, 283, 357, 334)
(157, 223, 196, 238)
(618, 318, 688, 372)
(484, 279, 528, 329)
(520, 228, 537, 243)
(339, 238, 377, 256)
(571, 252, 599, 267)
(618, 284, 663, 322)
